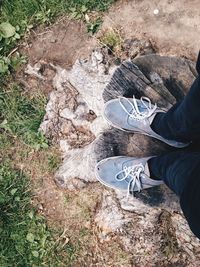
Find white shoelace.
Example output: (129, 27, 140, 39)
(119, 95, 157, 121)
(115, 164, 145, 198)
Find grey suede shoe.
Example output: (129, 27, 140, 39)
(95, 156, 163, 196)
(104, 96, 189, 148)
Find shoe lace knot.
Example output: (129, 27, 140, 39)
(119, 95, 157, 121)
(115, 163, 145, 197)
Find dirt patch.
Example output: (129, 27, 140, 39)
(100, 0, 200, 59)
(18, 18, 97, 96)
(24, 17, 97, 68)
(19, 0, 200, 97)
(33, 179, 132, 266)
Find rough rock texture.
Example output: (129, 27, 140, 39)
(26, 51, 200, 266)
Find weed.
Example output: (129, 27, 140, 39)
(0, 56, 10, 74)
(10, 52, 27, 72)
(0, 22, 22, 70)
(48, 154, 60, 172)
(64, 194, 73, 205)
(158, 210, 179, 258)
(0, 53, 26, 74)
(87, 18, 102, 35)
(0, 22, 21, 51)
(35, 5, 53, 24)
(0, 20, 29, 74)
(79, 227, 90, 237)
(100, 28, 123, 55)
(69, 5, 89, 20)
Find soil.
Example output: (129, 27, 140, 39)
(24, 17, 97, 68)
(18, 18, 97, 96)
(101, 0, 200, 60)
(19, 1, 200, 266)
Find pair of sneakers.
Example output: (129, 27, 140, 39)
(95, 96, 188, 196)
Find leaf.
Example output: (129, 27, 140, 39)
(76, 13, 82, 19)
(0, 119, 8, 126)
(15, 25, 20, 31)
(41, 142, 49, 149)
(14, 196, 20, 201)
(27, 24, 33, 30)
(71, 11, 78, 18)
(28, 210, 34, 219)
(32, 250, 39, 257)
(69, 7, 76, 12)
(81, 5, 88, 13)
(0, 194, 5, 204)
(0, 22, 16, 38)
(26, 233, 35, 242)
(40, 235, 47, 248)
(0, 57, 10, 74)
(10, 188, 17, 195)
(14, 33, 21, 40)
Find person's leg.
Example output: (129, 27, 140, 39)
(148, 151, 200, 239)
(151, 52, 200, 143)
(148, 151, 200, 196)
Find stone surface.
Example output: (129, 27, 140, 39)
(94, 190, 132, 235)
(26, 50, 200, 265)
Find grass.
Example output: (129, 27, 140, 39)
(0, 0, 116, 58)
(47, 154, 61, 173)
(0, 163, 77, 267)
(99, 28, 123, 56)
(0, 0, 117, 265)
(0, 84, 68, 266)
(1, 0, 115, 26)
(0, 85, 48, 149)
(158, 210, 179, 258)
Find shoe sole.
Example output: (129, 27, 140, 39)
(103, 101, 189, 148)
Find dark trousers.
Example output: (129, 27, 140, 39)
(149, 52, 200, 196)
(149, 151, 200, 196)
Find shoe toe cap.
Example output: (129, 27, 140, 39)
(95, 158, 128, 191)
(104, 100, 128, 128)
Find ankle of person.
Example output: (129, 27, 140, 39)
(148, 158, 162, 181)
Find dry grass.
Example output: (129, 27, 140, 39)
(99, 27, 123, 57)
(158, 210, 179, 259)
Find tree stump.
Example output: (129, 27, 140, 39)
(27, 50, 200, 266)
